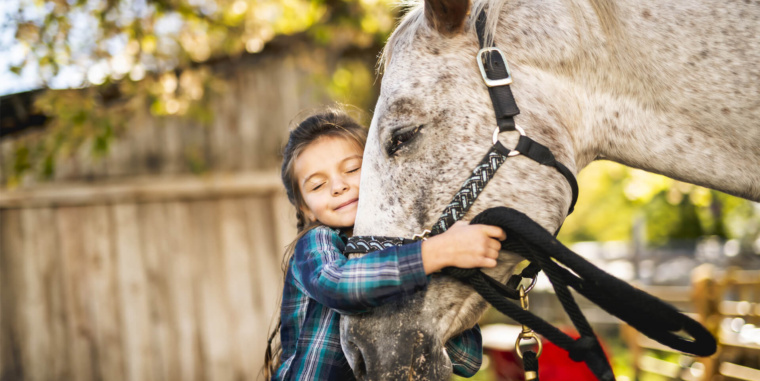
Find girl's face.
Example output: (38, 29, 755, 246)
(294, 136, 363, 229)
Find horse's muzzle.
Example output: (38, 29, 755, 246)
(341, 313, 453, 381)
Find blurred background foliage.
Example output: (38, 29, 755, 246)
(4, 0, 760, 248)
(558, 161, 760, 251)
(4, 0, 392, 185)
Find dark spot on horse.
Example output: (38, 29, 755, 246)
(699, 50, 709, 59)
(437, 73, 453, 84)
(385, 97, 423, 123)
(432, 48, 440, 55)
(721, 107, 730, 115)
(687, 136, 694, 144)
(614, 111, 620, 118)
(431, 109, 451, 127)
(642, 9, 652, 19)
(414, 188, 430, 228)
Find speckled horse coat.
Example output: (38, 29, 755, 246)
(341, 0, 760, 379)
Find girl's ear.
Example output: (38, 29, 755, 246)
(300, 206, 316, 223)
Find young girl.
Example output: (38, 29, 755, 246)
(264, 110, 506, 380)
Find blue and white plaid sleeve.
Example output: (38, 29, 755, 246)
(291, 226, 428, 315)
(445, 324, 483, 378)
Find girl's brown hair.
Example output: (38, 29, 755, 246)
(263, 109, 368, 379)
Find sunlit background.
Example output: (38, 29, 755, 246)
(1, 0, 759, 380)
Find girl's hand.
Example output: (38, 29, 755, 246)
(421, 221, 506, 274)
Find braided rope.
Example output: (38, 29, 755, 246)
(430, 148, 506, 235)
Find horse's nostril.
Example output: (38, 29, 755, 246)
(347, 341, 367, 379)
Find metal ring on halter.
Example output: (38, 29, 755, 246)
(492, 125, 526, 157)
(520, 275, 538, 294)
(515, 331, 543, 359)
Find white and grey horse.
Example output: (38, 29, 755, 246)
(341, 0, 760, 379)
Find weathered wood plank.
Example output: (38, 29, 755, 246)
(0, 209, 24, 380)
(218, 198, 259, 379)
(210, 77, 240, 172)
(253, 62, 291, 170)
(112, 204, 154, 381)
(190, 200, 234, 381)
(17, 209, 47, 381)
(56, 206, 96, 381)
(272, 192, 297, 261)
(180, 118, 209, 175)
(81, 205, 125, 381)
(238, 70, 260, 172)
(42, 207, 72, 381)
(163, 201, 203, 381)
(21, 207, 69, 381)
(130, 109, 162, 176)
(138, 202, 179, 381)
(103, 126, 135, 178)
(247, 197, 286, 359)
(0, 138, 14, 186)
(161, 118, 183, 175)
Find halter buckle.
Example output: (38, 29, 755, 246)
(477, 47, 513, 87)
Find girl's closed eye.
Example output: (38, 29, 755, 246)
(347, 167, 360, 173)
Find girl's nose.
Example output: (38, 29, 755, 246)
(332, 177, 349, 195)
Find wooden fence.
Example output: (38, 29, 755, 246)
(623, 265, 760, 381)
(0, 175, 295, 381)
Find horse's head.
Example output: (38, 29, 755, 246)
(341, 0, 582, 379)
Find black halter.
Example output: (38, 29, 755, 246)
(346, 9, 716, 381)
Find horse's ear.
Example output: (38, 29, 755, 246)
(424, 0, 471, 36)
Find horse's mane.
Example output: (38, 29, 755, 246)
(379, 0, 508, 72)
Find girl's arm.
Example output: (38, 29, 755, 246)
(291, 226, 428, 315)
(445, 324, 483, 378)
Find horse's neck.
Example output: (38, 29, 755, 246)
(562, 0, 760, 201)
(583, 100, 760, 201)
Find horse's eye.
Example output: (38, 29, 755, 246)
(387, 125, 423, 156)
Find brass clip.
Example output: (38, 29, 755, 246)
(515, 286, 543, 360)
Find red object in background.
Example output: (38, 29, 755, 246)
(483, 326, 606, 381)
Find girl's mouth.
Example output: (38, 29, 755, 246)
(335, 198, 358, 210)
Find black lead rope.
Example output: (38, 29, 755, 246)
(442, 207, 717, 381)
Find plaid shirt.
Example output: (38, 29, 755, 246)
(273, 225, 483, 380)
